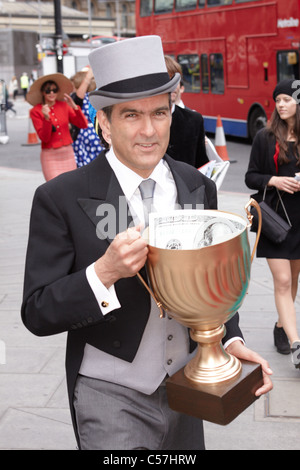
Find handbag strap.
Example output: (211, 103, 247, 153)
(262, 186, 267, 200)
(262, 186, 292, 226)
(276, 188, 292, 227)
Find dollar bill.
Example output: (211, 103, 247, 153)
(148, 210, 245, 250)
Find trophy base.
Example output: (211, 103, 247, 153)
(166, 360, 263, 425)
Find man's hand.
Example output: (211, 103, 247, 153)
(94, 226, 148, 288)
(226, 340, 273, 396)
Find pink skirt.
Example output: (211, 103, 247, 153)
(41, 145, 77, 181)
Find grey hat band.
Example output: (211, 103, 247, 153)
(101, 72, 170, 93)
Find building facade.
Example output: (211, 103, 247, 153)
(0, 0, 136, 84)
(63, 0, 136, 38)
(0, 0, 136, 39)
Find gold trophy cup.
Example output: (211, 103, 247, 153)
(138, 199, 262, 425)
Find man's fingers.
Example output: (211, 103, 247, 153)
(118, 226, 144, 243)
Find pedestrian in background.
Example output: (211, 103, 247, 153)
(171, 78, 185, 108)
(164, 55, 208, 169)
(70, 67, 104, 167)
(8, 76, 18, 100)
(26, 73, 88, 181)
(4, 83, 16, 115)
(245, 79, 300, 369)
(20, 72, 29, 99)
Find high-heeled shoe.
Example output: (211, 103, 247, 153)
(273, 323, 290, 355)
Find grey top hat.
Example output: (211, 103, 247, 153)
(88, 35, 180, 110)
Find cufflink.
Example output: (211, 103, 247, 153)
(101, 301, 109, 308)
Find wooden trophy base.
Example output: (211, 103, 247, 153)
(166, 360, 263, 425)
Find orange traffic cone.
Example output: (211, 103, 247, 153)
(214, 115, 229, 161)
(22, 115, 39, 146)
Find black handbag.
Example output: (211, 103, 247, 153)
(250, 187, 292, 244)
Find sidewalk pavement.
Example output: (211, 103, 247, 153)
(0, 166, 299, 450)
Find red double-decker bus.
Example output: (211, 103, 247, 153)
(135, 0, 300, 139)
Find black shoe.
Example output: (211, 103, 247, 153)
(273, 323, 290, 355)
(291, 341, 300, 369)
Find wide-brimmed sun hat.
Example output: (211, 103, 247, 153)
(26, 73, 73, 106)
(88, 35, 181, 110)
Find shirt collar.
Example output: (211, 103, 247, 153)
(105, 147, 172, 200)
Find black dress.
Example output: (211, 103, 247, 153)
(256, 142, 300, 259)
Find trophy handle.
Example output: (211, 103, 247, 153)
(244, 198, 262, 263)
(136, 272, 165, 318)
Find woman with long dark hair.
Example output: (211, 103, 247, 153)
(245, 79, 300, 369)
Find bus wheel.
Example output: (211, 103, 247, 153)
(248, 108, 267, 141)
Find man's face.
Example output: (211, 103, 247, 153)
(98, 94, 172, 178)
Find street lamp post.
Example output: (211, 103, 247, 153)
(53, 0, 63, 73)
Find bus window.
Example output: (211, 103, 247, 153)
(175, 0, 197, 11)
(235, 0, 261, 3)
(277, 51, 300, 82)
(154, 0, 173, 13)
(177, 54, 200, 93)
(201, 54, 209, 93)
(210, 53, 224, 94)
(140, 0, 153, 16)
(207, 0, 233, 6)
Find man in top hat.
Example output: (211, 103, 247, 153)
(21, 36, 272, 450)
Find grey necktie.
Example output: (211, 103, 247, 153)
(139, 178, 156, 228)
